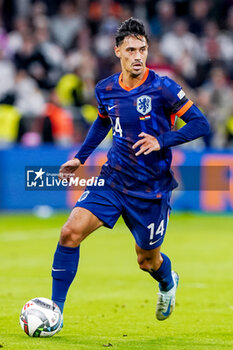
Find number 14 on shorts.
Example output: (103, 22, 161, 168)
(148, 220, 164, 245)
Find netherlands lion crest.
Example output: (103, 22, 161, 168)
(136, 95, 152, 115)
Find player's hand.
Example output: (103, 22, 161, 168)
(58, 158, 81, 180)
(132, 132, 161, 156)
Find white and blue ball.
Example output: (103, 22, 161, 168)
(20, 297, 62, 337)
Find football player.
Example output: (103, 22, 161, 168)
(51, 18, 210, 322)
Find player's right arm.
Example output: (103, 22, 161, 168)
(59, 116, 111, 179)
(59, 86, 111, 179)
(59, 157, 81, 180)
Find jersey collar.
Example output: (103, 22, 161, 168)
(118, 67, 149, 91)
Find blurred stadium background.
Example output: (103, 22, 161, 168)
(0, 0, 232, 213)
(1, 1, 233, 349)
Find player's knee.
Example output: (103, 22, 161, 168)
(137, 254, 153, 271)
(60, 223, 82, 247)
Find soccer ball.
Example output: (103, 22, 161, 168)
(19, 297, 63, 337)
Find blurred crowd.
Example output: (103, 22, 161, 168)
(0, 0, 232, 149)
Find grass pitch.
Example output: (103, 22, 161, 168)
(0, 212, 233, 350)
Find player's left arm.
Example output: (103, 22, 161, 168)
(133, 78, 210, 155)
(133, 103, 210, 156)
(156, 103, 210, 149)
(156, 77, 210, 149)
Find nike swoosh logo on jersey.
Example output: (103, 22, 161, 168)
(162, 297, 172, 317)
(108, 105, 117, 111)
(149, 236, 163, 245)
(52, 268, 66, 272)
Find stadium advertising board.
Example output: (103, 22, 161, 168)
(0, 147, 232, 213)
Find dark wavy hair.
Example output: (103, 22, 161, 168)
(115, 17, 149, 46)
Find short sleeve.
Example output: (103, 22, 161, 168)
(161, 77, 193, 127)
(95, 86, 109, 119)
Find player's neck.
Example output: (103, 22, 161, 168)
(120, 68, 147, 89)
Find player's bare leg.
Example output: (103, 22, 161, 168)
(136, 244, 179, 320)
(136, 244, 163, 271)
(60, 207, 104, 247)
(51, 207, 104, 314)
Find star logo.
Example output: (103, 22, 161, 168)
(34, 168, 45, 181)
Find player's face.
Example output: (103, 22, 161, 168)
(115, 35, 148, 77)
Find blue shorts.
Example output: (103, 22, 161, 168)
(75, 185, 171, 250)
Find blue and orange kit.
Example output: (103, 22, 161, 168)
(75, 68, 210, 199)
